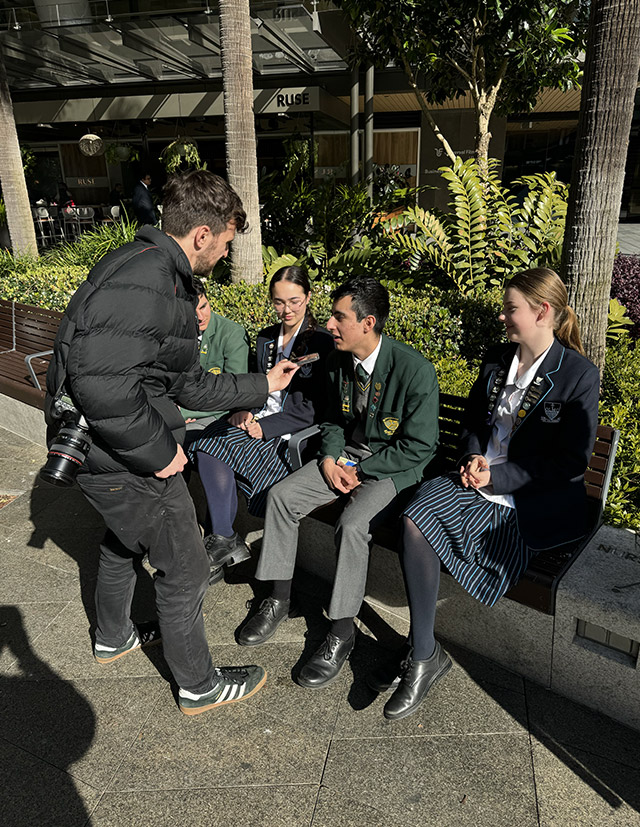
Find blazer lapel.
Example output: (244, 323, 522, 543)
(511, 338, 565, 436)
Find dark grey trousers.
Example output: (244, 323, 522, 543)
(256, 460, 398, 619)
(78, 471, 214, 694)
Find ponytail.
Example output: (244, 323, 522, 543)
(507, 268, 585, 355)
(555, 305, 585, 355)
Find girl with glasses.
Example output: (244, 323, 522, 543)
(188, 266, 334, 584)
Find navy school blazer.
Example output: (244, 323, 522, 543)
(460, 338, 600, 550)
(251, 318, 334, 441)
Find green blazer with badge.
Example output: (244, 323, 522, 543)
(319, 334, 439, 493)
(180, 312, 250, 421)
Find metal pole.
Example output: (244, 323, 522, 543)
(350, 64, 360, 185)
(364, 62, 374, 201)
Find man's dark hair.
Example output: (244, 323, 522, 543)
(161, 170, 247, 238)
(331, 277, 390, 334)
(193, 278, 207, 298)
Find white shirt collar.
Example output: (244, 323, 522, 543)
(506, 343, 553, 390)
(353, 336, 382, 376)
(277, 320, 303, 359)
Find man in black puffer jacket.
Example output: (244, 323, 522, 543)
(45, 170, 297, 715)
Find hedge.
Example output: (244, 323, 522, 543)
(1, 260, 638, 530)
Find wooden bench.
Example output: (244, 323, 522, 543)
(289, 392, 620, 615)
(0, 299, 62, 409)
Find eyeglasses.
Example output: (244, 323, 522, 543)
(272, 297, 305, 310)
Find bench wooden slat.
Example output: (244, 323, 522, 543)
(0, 300, 62, 410)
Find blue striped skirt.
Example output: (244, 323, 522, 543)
(188, 420, 292, 518)
(404, 474, 531, 606)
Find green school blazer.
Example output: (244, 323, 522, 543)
(319, 334, 439, 493)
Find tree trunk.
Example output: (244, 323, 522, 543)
(562, 0, 640, 372)
(219, 0, 262, 284)
(0, 49, 38, 257)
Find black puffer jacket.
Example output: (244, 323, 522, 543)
(45, 226, 268, 475)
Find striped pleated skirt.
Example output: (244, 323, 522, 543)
(188, 420, 292, 518)
(404, 474, 531, 606)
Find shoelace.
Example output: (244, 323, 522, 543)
(213, 666, 249, 685)
(320, 634, 342, 662)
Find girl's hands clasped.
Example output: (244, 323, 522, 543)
(460, 454, 491, 489)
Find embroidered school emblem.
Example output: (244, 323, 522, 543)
(382, 417, 399, 436)
(543, 402, 561, 421)
(208, 366, 221, 375)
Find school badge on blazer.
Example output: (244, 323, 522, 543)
(541, 401, 561, 423)
(382, 416, 399, 436)
(208, 366, 221, 375)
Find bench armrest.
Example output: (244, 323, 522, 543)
(24, 350, 54, 391)
(289, 424, 321, 471)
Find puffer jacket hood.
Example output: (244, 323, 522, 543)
(46, 226, 268, 475)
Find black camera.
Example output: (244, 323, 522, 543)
(40, 394, 92, 487)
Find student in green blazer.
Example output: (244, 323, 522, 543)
(180, 281, 250, 425)
(235, 277, 439, 691)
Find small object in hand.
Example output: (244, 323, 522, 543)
(290, 352, 319, 365)
(337, 456, 357, 467)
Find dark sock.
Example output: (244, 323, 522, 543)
(196, 452, 237, 536)
(330, 616, 355, 640)
(401, 516, 440, 661)
(271, 579, 292, 602)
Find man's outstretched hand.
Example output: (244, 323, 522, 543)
(267, 360, 299, 393)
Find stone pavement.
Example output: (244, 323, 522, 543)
(618, 224, 640, 256)
(1, 425, 639, 827)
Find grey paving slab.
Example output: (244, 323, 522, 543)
(314, 733, 538, 827)
(0, 546, 80, 603)
(526, 681, 640, 769)
(9, 598, 167, 681)
(89, 786, 319, 827)
(0, 737, 101, 827)
(109, 642, 342, 791)
(0, 675, 164, 790)
(531, 736, 640, 826)
(0, 601, 68, 675)
(333, 637, 527, 739)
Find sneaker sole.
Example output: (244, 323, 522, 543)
(179, 670, 268, 715)
(95, 638, 161, 664)
(383, 657, 452, 721)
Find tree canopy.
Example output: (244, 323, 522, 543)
(337, 0, 589, 162)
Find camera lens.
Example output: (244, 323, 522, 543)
(40, 423, 92, 487)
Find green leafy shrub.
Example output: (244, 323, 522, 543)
(599, 336, 640, 530)
(386, 158, 568, 295)
(43, 217, 138, 270)
(0, 257, 86, 310)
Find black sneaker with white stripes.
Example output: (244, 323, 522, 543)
(178, 665, 267, 715)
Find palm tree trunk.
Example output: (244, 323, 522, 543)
(562, 0, 640, 372)
(0, 48, 38, 257)
(219, 0, 262, 284)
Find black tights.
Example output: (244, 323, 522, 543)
(401, 516, 441, 660)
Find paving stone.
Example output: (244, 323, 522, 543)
(90, 786, 318, 827)
(314, 734, 537, 827)
(0, 738, 100, 827)
(333, 637, 527, 738)
(0, 601, 68, 675)
(0, 546, 80, 603)
(109, 642, 341, 791)
(0, 675, 164, 790)
(526, 681, 640, 770)
(8, 597, 168, 681)
(531, 735, 640, 826)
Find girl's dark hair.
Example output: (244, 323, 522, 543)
(269, 266, 318, 347)
(507, 268, 585, 355)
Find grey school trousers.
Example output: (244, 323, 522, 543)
(256, 459, 398, 619)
